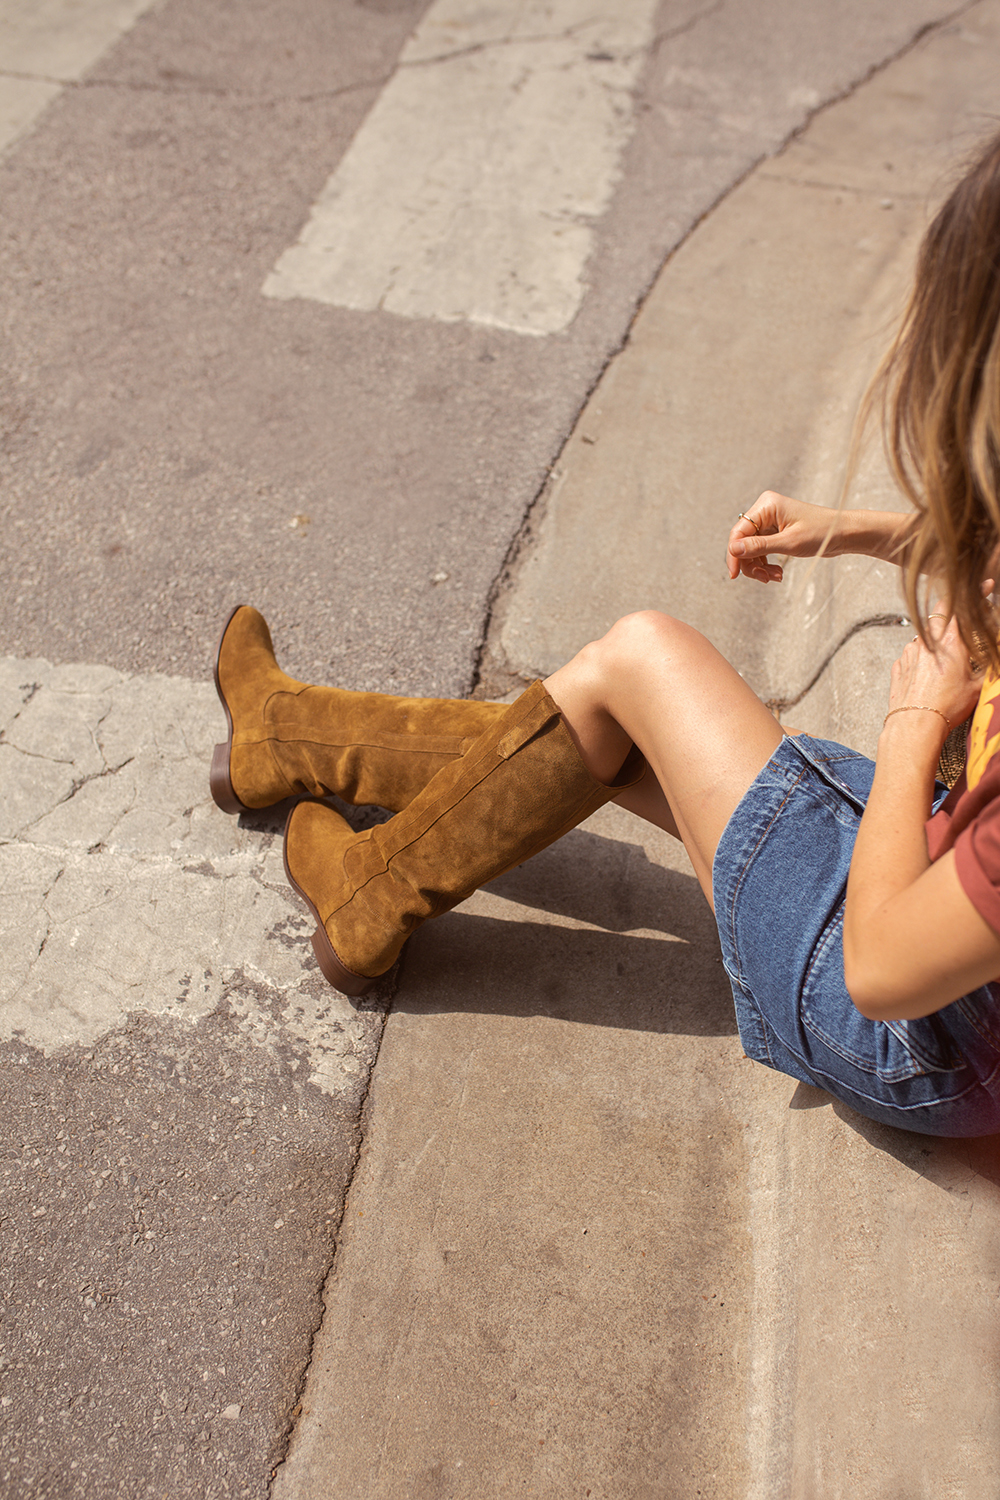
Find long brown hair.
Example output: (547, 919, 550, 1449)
(861, 129, 1000, 668)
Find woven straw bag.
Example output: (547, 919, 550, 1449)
(937, 717, 972, 790)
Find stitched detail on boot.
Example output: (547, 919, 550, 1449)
(497, 696, 559, 759)
(342, 829, 384, 886)
(263, 739, 298, 798)
(362, 682, 557, 863)
(229, 739, 297, 801)
(266, 728, 473, 757)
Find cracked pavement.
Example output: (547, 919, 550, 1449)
(0, 658, 386, 1083)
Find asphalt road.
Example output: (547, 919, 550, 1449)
(1, 0, 954, 695)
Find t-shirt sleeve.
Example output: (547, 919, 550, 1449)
(953, 812, 1000, 935)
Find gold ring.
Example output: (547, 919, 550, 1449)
(738, 512, 761, 535)
(928, 613, 948, 620)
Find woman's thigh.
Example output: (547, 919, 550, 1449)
(545, 611, 785, 904)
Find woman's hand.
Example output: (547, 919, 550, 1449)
(885, 600, 991, 735)
(726, 492, 841, 583)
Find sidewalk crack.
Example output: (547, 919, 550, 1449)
(756, 170, 927, 200)
(648, 1, 725, 56)
(0, 65, 378, 105)
(17, 756, 135, 838)
(0, 740, 74, 765)
(764, 613, 908, 715)
(0, 4, 707, 111)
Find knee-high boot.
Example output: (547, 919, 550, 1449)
(282, 678, 645, 995)
(210, 605, 507, 814)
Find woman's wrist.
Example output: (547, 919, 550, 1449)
(872, 716, 943, 828)
(878, 705, 950, 759)
(883, 704, 950, 731)
(840, 509, 913, 564)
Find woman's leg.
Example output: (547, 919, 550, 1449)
(280, 609, 779, 993)
(544, 611, 785, 905)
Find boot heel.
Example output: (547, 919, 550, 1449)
(210, 741, 246, 815)
(310, 926, 376, 997)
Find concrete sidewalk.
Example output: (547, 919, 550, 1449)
(274, 9, 1000, 1498)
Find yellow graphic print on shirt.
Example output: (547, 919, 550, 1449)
(966, 665, 1000, 790)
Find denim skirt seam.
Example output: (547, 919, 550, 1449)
(954, 989, 1000, 1051)
(720, 761, 809, 991)
(757, 1014, 999, 1118)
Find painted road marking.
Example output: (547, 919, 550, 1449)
(0, 0, 155, 156)
(0, 654, 379, 1095)
(263, 0, 660, 336)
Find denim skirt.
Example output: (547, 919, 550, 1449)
(713, 733, 1000, 1136)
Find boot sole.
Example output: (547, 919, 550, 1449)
(210, 603, 251, 815)
(282, 808, 379, 997)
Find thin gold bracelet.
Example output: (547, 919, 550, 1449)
(883, 705, 951, 728)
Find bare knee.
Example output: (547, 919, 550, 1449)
(596, 611, 692, 673)
(560, 612, 682, 696)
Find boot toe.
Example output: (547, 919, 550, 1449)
(283, 799, 381, 992)
(211, 604, 303, 811)
(214, 604, 279, 715)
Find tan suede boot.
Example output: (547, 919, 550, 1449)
(211, 604, 506, 814)
(282, 679, 645, 995)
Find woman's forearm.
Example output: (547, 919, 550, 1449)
(727, 495, 918, 582)
(830, 509, 915, 565)
(842, 615, 998, 1021)
(843, 714, 941, 1015)
(846, 715, 939, 907)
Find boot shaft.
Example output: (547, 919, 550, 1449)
(286, 680, 644, 983)
(218, 604, 506, 811)
(261, 687, 507, 810)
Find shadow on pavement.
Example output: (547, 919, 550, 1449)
(393, 825, 738, 1039)
(483, 824, 710, 937)
(792, 1081, 1000, 1187)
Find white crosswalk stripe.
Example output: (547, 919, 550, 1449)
(0, 0, 155, 156)
(263, 0, 660, 335)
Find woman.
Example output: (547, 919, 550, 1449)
(211, 132, 1000, 1138)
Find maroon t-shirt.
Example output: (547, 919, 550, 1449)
(926, 665, 1000, 934)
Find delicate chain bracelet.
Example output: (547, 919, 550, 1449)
(883, 705, 951, 728)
